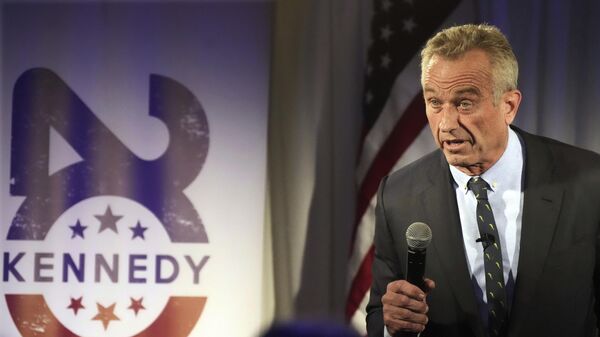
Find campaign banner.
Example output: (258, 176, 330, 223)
(0, 2, 271, 337)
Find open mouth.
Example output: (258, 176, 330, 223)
(443, 139, 467, 149)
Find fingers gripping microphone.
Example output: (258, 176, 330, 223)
(405, 222, 432, 291)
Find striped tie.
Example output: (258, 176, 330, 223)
(468, 177, 508, 337)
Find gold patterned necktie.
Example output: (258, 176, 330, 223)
(468, 177, 508, 337)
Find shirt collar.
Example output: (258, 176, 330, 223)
(449, 127, 523, 194)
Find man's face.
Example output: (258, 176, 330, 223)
(422, 49, 520, 175)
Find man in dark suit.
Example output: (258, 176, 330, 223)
(366, 24, 600, 337)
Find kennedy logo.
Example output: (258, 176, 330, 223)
(2, 68, 210, 336)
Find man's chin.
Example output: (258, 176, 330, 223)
(443, 152, 472, 167)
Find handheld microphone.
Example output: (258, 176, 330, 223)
(405, 222, 432, 291)
(404, 222, 432, 337)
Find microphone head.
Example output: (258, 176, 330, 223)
(406, 222, 432, 250)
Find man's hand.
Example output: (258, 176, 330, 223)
(382, 278, 436, 335)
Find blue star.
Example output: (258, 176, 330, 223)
(130, 221, 148, 240)
(69, 220, 87, 239)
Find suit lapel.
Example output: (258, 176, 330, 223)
(420, 152, 486, 337)
(507, 129, 564, 336)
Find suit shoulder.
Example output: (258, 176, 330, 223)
(381, 150, 442, 195)
(531, 133, 600, 169)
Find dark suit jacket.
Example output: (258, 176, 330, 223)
(366, 127, 600, 337)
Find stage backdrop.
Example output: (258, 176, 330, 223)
(0, 1, 271, 337)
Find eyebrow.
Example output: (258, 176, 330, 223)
(422, 86, 481, 96)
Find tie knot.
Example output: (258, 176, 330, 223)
(468, 177, 490, 200)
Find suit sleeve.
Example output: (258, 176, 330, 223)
(366, 176, 404, 337)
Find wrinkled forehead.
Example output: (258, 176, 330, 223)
(422, 51, 494, 94)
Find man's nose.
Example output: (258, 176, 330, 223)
(439, 105, 459, 132)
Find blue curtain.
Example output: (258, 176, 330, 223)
(479, 0, 600, 151)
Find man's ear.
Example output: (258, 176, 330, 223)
(502, 89, 521, 125)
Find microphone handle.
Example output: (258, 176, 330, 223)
(406, 248, 426, 290)
(402, 248, 426, 337)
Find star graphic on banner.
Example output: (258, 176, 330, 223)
(402, 18, 417, 33)
(92, 302, 120, 330)
(128, 297, 146, 316)
(130, 221, 148, 240)
(67, 296, 85, 315)
(95, 206, 123, 234)
(69, 220, 87, 239)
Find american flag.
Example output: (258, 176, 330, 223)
(345, 0, 474, 334)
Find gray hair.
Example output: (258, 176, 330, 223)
(420, 24, 518, 102)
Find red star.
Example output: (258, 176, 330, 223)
(128, 297, 146, 316)
(92, 302, 120, 330)
(67, 296, 85, 315)
(95, 206, 123, 233)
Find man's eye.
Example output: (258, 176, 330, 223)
(458, 100, 473, 109)
(429, 99, 441, 107)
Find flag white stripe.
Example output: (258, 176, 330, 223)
(350, 291, 370, 335)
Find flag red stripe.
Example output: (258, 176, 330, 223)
(345, 245, 374, 320)
(351, 93, 427, 247)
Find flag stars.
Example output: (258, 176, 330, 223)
(365, 91, 374, 104)
(69, 220, 87, 239)
(130, 221, 148, 240)
(380, 25, 394, 41)
(95, 206, 123, 234)
(381, 0, 393, 12)
(128, 297, 146, 316)
(93, 302, 120, 330)
(67, 296, 85, 315)
(381, 54, 391, 69)
(402, 18, 417, 33)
